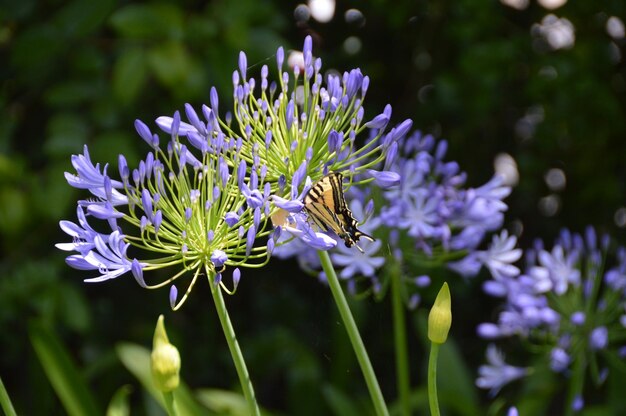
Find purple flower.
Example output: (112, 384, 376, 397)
(550, 347, 570, 372)
(476, 345, 528, 396)
(331, 239, 385, 279)
(590, 326, 608, 350)
(64, 146, 127, 205)
(476, 231, 522, 280)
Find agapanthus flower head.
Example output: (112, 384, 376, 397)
(58, 110, 273, 309)
(154, 36, 412, 251)
(478, 226, 626, 409)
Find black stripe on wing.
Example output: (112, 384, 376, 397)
(303, 172, 375, 252)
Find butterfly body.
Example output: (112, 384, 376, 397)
(303, 172, 374, 252)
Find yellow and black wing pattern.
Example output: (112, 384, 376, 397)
(304, 172, 374, 252)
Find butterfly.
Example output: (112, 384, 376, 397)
(304, 172, 374, 252)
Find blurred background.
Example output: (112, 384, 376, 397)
(1, 0, 625, 414)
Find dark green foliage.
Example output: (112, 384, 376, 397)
(1, 0, 625, 414)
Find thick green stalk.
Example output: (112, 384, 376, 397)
(391, 267, 411, 416)
(427, 343, 441, 416)
(209, 275, 260, 416)
(317, 250, 389, 416)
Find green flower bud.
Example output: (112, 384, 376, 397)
(428, 282, 452, 344)
(151, 315, 181, 392)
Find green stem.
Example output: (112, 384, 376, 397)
(564, 350, 585, 416)
(209, 275, 261, 416)
(317, 250, 389, 416)
(0, 376, 17, 416)
(428, 343, 441, 416)
(391, 266, 411, 416)
(163, 391, 177, 416)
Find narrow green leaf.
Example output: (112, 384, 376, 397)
(116, 342, 208, 416)
(195, 389, 249, 416)
(0, 375, 17, 416)
(321, 384, 362, 416)
(29, 322, 101, 416)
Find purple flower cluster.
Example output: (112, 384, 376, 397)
(477, 227, 626, 406)
(275, 130, 518, 306)
(379, 132, 512, 260)
(57, 36, 418, 306)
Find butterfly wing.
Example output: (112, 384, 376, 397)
(304, 172, 374, 251)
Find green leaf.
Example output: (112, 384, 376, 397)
(147, 41, 192, 87)
(52, 0, 116, 37)
(29, 322, 101, 416)
(116, 342, 208, 416)
(106, 385, 132, 416)
(44, 113, 90, 158)
(109, 3, 183, 39)
(0, 186, 28, 236)
(195, 389, 249, 416)
(0, 375, 17, 416)
(112, 47, 148, 104)
(321, 384, 363, 416)
(45, 80, 101, 106)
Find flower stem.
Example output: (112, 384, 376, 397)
(565, 350, 586, 416)
(162, 391, 177, 416)
(390, 266, 411, 416)
(208, 274, 260, 416)
(318, 250, 389, 416)
(428, 342, 441, 416)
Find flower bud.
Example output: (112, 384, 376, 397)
(428, 282, 452, 344)
(151, 315, 181, 392)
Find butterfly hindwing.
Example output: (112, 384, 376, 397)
(304, 172, 374, 251)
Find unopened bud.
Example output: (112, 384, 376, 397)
(151, 315, 181, 392)
(428, 282, 452, 344)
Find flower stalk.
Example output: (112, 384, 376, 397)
(428, 343, 441, 416)
(427, 282, 451, 416)
(318, 250, 389, 416)
(207, 266, 260, 416)
(390, 263, 411, 416)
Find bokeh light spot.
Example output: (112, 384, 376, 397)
(532, 15, 575, 50)
(544, 168, 566, 191)
(538, 0, 567, 10)
(309, 0, 335, 23)
(614, 207, 626, 228)
(343, 36, 362, 55)
(500, 0, 529, 10)
(607, 16, 625, 39)
(494, 153, 519, 186)
(539, 195, 560, 217)
(294, 4, 311, 22)
(345, 9, 365, 27)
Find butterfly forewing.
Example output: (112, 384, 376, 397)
(303, 172, 374, 250)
